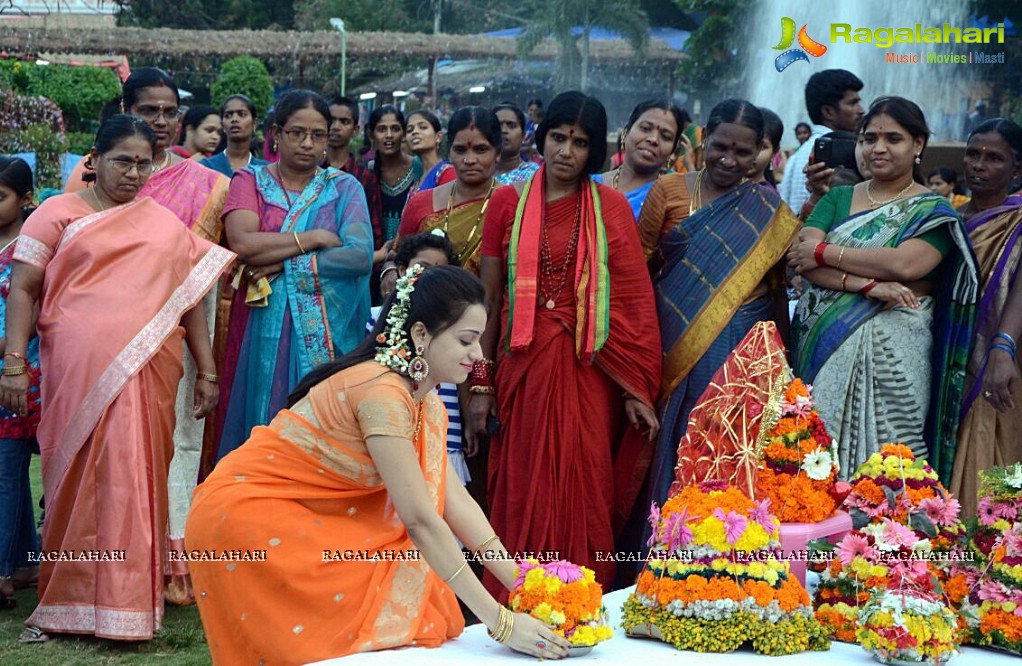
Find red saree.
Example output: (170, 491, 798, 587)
(481, 181, 661, 594)
(15, 194, 234, 639)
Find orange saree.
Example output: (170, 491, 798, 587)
(187, 362, 463, 665)
(15, 193, 233, 639)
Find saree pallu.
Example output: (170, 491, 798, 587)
(215, 166, 373, 463)
(16, 195, 233, 639)
(649, 181, 799, 507)
(484, 183, 661, 596)
(951, 196, 1022, 516)
(139, 160, 231, 604)
(794, 193, 978, 482)
(188, 364, 462, 665)
(403, 197, 488, 275)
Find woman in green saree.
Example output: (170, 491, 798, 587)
(788, 96, 978, 482)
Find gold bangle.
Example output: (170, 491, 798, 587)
(836, 246, 846, 269)
(2, 365, 27, 376)
(443, 560, 469, 585)
(841, 272, 848, 291)
(474, 534, 499, 554)
(488, 606, 514, 644)
(198, 372, 219, 384)
(499, 608, 514, 644)
(294, 231, 307, 254)
(469, 385, 495, 395)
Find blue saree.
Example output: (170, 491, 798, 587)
(215, 166, 373, 462)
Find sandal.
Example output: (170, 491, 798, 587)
(19, 626, 50, 643)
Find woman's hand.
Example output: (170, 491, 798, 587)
(787, 234, 824, 274)
(468, 394, 496, 436)
(503, 612, 571, 659)
(624, 397, 660, 441)
(983, 347, 1019, 413)
(0, 372, 30, 416)
(245, 262, 284, 283)
(804, 160, 833, 200)
(676, 134, 694, 172)
(308, 229, 342, 251)
(866, 281, 919, 309)
(193, 378, 219, 419)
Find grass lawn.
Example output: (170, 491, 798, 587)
(0, 455, 212, 665)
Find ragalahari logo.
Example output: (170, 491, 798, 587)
(773, 17, 828, 72)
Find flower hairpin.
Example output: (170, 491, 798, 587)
(375, 264, 426, 378)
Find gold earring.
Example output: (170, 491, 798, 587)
(272, 141, 278, 153)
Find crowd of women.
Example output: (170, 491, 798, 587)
(0, 63, 1019, 665)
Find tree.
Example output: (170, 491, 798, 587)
(672, 0, 752, 98)
(115, 0, 297, 30)
(211, 56, 274, 117)
(516, 0, 648, 92)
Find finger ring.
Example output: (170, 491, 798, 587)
(984, 391, 993, 398)
(536, 640, 546, 649)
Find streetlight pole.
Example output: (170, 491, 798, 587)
(329, 18, 347, 97)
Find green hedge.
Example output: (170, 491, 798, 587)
(0, 60, 119, 131)
(211, 56, 274, 118)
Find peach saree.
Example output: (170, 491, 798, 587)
(16, 193, 234, 639)
(187, 362, 463, 665)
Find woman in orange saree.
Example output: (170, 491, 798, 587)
(475, 93, 662, 595)
(0, 116, 234, 641)
(187, 266, 569, 664)
(64, 68, 231, 604)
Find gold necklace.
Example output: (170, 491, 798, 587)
(91, 188, 112, 212)
(442, 179, 496, 253)
(412, 399, 425, 440)
(689, 169, 704, 215)
(152, 151, 172, 173)
(613, 165, 659, 193)
(865, 178, 915, 208)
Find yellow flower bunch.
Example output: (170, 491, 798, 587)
(510, 559, 611, 647)
(856, 591, 959, 663)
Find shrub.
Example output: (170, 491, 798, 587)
(211, 56, 274, 118)
(0, 87, 68, 190)
(0, 60, 119, 131)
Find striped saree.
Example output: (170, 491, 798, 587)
(646, 178, 799, 507)
(794, 193, 978, 482)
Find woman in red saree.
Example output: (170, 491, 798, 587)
(0, 116, 234, 642)
(475, 92, 662, 594)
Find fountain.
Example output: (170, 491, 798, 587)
(742, 0, 980, 148)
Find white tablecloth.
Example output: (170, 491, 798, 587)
(307, 585, 1019, 665)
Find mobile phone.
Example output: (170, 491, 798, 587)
(811, 137, 833, 166)
(486, 413, 501, 436)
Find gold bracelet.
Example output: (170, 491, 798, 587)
(499, 608, 514, 644)
(197, 372, 219, 384)
(474, 534, 499, 554)
(294, 231, 307, 254)
(836, 246, 846, 269)
(468, 385, 495, 395)
(487, 606, 507, 642)
(488, 606, 514, 644)
(2, 365, 27, 376)
(841, 272, 848, 291)
(443, 560, 469, 585)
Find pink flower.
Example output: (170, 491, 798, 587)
(646, 502, 661, 548)
(1000, 529, 1022, 557)
(662, 508, 693, 552)
(514, 559, 538, 589)
(978, 497, 998, 527)
(978, 580, 1013, 603)
(713, 508, 748, 546)
(992, 500, 1019, 522)
(889, 558, 929, 585)
(880, 519, 918, 550)
(749, 498, 777, 533)
(836, 533, 875, 567)
(543, 560, 583, 583)
(918, 497, 960, 527)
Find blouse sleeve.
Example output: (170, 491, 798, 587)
(637, 173, 688, 262)
(14, 194, 82, 269)
(352, 377, 417, 439)
(437, 164, 457, 186)
(397, 189, 434, 241)
(804, 186, 852, 233)
(481, 185, 520, 258)
(221, 169, 260, 220)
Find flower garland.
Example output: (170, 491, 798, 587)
(856, 590, 960, 664)
(509, 559, 612, 646)
(812, 445, 966, 643)
(373, 263, 425, 374)
(753, 379, 840, 523)
(623, 482, 830, 655)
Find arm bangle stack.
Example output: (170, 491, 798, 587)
(4, 352, 26, 362)
(198, 372, 220, 384)
(488, 606, 514, 644)
(443, 560, 469, 585)
(993, 332, 1017, 351)
(991, 343, 1017, 362)
(2, 365, 26, 376)
(294, 231, 307, 254)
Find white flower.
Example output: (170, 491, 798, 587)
(801, 449, 833, 481)
(1005, 463, 1022, 489)
(911, 539, 932, 556)
(860, 523, 886, 540)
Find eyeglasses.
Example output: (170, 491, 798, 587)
(282, 127, 329, 143)
(133, 105, 181, 122)
(103, 156, 156, 176)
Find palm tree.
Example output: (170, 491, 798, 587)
(516, 0, 649, 92)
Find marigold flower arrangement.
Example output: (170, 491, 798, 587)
(856, 590, 960, 664)
(812, 445, 967, 643)
(952, 464, 1022, 655)
(753, 378, 840, 523)
(509, 559, 612, 647)
(622, 481, 830, 655)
